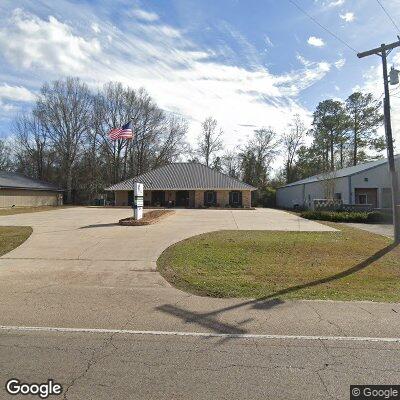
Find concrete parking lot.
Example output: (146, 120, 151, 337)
(0, 207, 398, 400)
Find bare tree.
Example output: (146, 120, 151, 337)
(282, 114, 306, 183)
(12, 113, 53, 180)
(222, 150, 240, 178)
(95, 84, 188, 183)
(35, 78, 93, 202)
(196, 117, 223, 166)
(154, 114, 188, 167)
(240, 128, 279, 188)
(0, 139, 12, 171)
(94, 83, 132, 184)
(10, 78, 189, 204)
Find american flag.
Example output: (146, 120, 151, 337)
(108, 121, 133, 140)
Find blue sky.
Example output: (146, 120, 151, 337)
(0, 0, 399, 153)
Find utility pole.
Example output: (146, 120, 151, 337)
(358, 39, 400, 243)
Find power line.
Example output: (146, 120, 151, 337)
(287, 0, 358, 53)
(376, 0, 400, 35)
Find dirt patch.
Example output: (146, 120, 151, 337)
(119, 210, 175, 226)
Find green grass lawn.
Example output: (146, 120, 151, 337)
(157, 223, 400, 302)
(0, 226, 32, 256)
(0, 206, 69, 216)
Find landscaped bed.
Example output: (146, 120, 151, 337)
(157, 223, 400, 301)
(300, 210, 392, 223)
(119, 209, 174, 226)
(0, 226, 32, 256)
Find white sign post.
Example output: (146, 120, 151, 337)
(133, 182, 144, 220)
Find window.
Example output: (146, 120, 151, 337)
(364, 177, 369, 182)
(204, 191, 217, 206)
(334, 193, 342, 200)
(358, 194, 368, 204)
(206, 191, 215, 203)
(229, 191, 242, 207)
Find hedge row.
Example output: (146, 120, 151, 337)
(300, 210, 390, 223)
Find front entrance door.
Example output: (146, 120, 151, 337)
(175, 191, 189, 207)
(151, 191, 165, 206)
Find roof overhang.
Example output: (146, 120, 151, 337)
(0, 186, 64, 192)
(106, 187, 256, 191)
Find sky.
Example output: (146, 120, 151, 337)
(0, 0, 400, 166)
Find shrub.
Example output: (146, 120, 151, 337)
(300, 210, 388, 223)
(254, 187, 276, 207)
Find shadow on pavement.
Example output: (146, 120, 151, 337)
(156, 242, 397, 334)
(79, 223, 119, 229)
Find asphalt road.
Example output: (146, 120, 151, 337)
(0, 208, 398, 399)
(1, 329, 400, 400)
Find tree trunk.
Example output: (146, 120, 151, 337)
(66, 167, 73, 204)
(286, 161, 291, 183)
(340, 143, 343, 169)
(353, 130, 358, 166)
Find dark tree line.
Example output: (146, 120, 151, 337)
(9, 78, 188, 203)
(282, 92, 384, 184)
(3, 78, 280, 204)
(0, 76, 384, 205)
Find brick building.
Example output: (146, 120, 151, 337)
(106, 163, 255, 208)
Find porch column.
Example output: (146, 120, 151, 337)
(195, 191, 204, 207)
(242, 190, 251, 208)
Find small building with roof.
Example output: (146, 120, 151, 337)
(106, 162, 256, 208)
(276, 155, 400, 210)
(0, 171, 63, 207)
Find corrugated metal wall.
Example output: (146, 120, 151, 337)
(0, 189, 61, 207)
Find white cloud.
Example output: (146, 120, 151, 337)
(0, 99, 18, 114)
(264, 35, 274, 48)
(334, 58, 346, 69)
(130, 9, 159, 22)
(340, 12, 355, 22)
(0, 7, 330, 149)
(0, 9, 101, 73)
(91, 22, 100, 33)
(307, 36, 325, 47)
(328, 0, 345, 7)
(0, 84, 35, 102)
(296, 54, 312, 67)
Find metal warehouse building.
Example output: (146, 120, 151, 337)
(0, 171, 63, 207)
(276, 156, 400, 210)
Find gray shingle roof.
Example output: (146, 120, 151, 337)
(0, 171, 62, 191)
(279, 155, 399, 188)
(106, 163, 256, 191)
